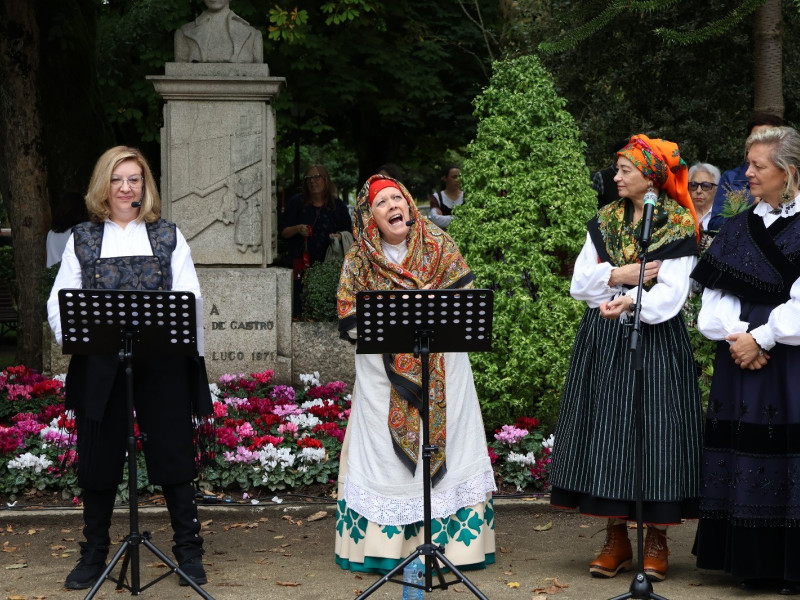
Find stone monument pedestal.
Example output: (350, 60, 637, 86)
(149, 63, 292, 382)
(198, 267, 292, 382)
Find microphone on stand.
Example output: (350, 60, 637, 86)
(639, 188, 657, 247)
(405, 219, 416, 226)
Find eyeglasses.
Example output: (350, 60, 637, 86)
(688, 182, 717, 191)
(110, 175, 144, 188)
(304, 174, 323, 182)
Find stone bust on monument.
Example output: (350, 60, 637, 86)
(175, 0, 263, 63)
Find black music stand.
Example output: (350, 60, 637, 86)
(58, 289, 214, 600)
(353, 289, 493, 600)
(610, 245, 668, 600)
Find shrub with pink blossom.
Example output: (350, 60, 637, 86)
(488, 416, 552, 492)
(0, 365, 554, 501)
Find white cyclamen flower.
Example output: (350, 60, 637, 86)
(287, 413, 322, 430)
(9, 452, 53, 473)
(299, 447, 326, 463)
(298, 372, 320, 388)
(506, 451, 536, 467)
(256, 445, 296, 474)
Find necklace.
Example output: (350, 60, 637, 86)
(769, 199, 796, 216)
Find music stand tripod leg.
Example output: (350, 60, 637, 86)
(355, 332, 488, 600)
(82, 330, 215, 600)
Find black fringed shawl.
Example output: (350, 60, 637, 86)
(691, 207, 800, 303)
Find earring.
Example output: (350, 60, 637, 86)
(781, 189, 791, 203)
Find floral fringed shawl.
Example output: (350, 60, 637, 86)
(588, 193, 699, 275)
(337, 175, 474, 484)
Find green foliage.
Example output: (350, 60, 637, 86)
(538, 0, 760, 52)
(682, 292, 715, 409)
(656, 0, 767, 44)
(39, 264, 60, 305)
(503, 0, 799, 175)
(268, 5, 310, 42)
(268, 0, 502, 184)
(301, 258, 344, 321)
(96, 0, 197, 156)
(451, 55, 596, 431)
(320, 0, 379, 25)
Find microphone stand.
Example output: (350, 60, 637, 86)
(608, 239, 668, 600)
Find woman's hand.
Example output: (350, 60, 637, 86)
(329, 232, 342, 240)
(296, 224, 310, 237)
(598, 296, 633, 320)
(609, 262, 660, 287)
(727, 332, 770, 370)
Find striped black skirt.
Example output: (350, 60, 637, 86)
(549, 307, 702, 524)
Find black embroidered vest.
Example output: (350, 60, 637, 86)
(72, 220, 177, 291)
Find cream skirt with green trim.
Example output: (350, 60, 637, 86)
(335, 490, 496, 574)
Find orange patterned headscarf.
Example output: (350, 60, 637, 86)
(618, 134, 699, 240)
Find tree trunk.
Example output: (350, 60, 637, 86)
(753, 0, 784, 117)
(0, 0, 51, 369)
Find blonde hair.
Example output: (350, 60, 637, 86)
(85, 146, 161, 223)
(745, 126, 800, 197)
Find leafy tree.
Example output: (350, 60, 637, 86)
(498, 0, 800, 174)
(538, 0, 784, 118)
(450, 54, 596, 430)
(266, 0, 503, 194)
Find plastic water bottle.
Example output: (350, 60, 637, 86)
(402, 556, 424, 600)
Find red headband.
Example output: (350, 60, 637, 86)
(368, 179, 400, 205)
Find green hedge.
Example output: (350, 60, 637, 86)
(301, 258, 343, 322)
(450, 55, 597, 431)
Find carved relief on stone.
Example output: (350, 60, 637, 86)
(168, 103, 266, 264)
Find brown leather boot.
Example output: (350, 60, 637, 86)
(589, 522, 633, 578)
(643, 526, 668, 582)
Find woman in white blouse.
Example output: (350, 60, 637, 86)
(691, 126, 800, 595)
(47, 146, 211, 590)
(548, 135, 703, 584)
(334, 175, 496, 575)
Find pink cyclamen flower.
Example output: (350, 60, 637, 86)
(236, 422, 255, 438)
(493, 425, 529, 445)
(277, 422, 299, 438)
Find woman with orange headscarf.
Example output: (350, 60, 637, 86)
(334, 175, 496, 575)
(548, 135, 703, 583)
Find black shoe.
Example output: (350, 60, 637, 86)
(178, 555, 207, 586)
(780, 581, 800, 595)
(64, 558, 105, 590)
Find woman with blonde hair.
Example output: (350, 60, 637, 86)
(47, 146, 212, 590)
(692, 126, 800, 595)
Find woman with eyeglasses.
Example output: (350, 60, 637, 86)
(47, 146, 212, 589)
(687, 163, 720, 232)
(280, 164, 352, 315)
